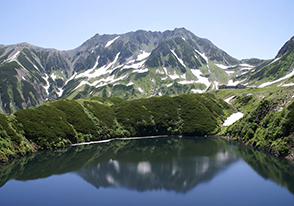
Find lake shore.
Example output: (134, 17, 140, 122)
(212, 135, 294, 162)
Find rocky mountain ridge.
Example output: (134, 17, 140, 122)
(0, 28, 293, 113)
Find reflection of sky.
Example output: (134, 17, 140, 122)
(1, 160, 293, 206)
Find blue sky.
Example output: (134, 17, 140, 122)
(1, 0, 293, 59)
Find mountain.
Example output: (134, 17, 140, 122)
(0, 28, 242, 114)
(234, 36, 294, 87)
(1, 28, 293, 114)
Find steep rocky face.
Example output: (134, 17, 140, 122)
(0, 28, 242, 113)
(1, 28, 293, 114)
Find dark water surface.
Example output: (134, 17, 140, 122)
(0, 136, 293, 206)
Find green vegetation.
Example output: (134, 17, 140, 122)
(215, 86, 294, 157)
(0, 93, 231, 162)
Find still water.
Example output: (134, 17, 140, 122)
(0, 136, 293, 206)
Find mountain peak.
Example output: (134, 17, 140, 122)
(275, 35, 294, 58)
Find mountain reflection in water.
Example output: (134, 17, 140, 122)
(0, 136, 294, 195)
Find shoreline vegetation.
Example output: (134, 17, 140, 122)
(1, 88, 294, 163)
(0, 93, 231, 163)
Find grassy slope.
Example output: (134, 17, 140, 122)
(213, 86, 294, 157)
(0, 93, 231, 162)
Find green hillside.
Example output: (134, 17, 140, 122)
(0, 93, 231, 162)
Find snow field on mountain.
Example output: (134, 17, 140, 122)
(105, 36, 120, 48)
(171, 50, 186, 67)
(137, 51, 151, 61)
(224, 96, 235, 104)
(259, 69, 294, 88)
(223, 112, 244, 126)
(43, 74, 50, 96)
(190, 69, 210, 88)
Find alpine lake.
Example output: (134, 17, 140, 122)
(0, 136, 293, 206)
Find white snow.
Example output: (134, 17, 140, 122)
(169, 72, 181, 80)
(240, 63, 253, 67)
(7, 51, 20, 63)
(138, 87, 144, 93)
(167, 83, 173, 87)
(72, 135, 169, 146)
(56, 88, 64, 97)
(163, 67, 168, 75)
(227, 79, 241, 86)
(191, 89, 205, 93)
(282, 83, 294, 87)
(241, 67, 254, 71)
(178, 80, 195, 85)
(190, 69, 211, 88)
(127, 82, 134, 86)
(195, 50, 209, 64)
(223, 112, 244, 126)
(75, 56, 100, 79)
(171, 50, 186, 68)
(160, 77, 168, 81)
(132, 68, 148, 73)
(50, 73, 57, 81)
(43, 74, 50, 95)
(105, 36, 120, 48)
(259, 69, 294, 88)
(137, 51, 151, 61)
(216, 64, 231, 70)
(269, 57, 281, 65)
(224, 96, 235, 104)
(124, 60, 146, 70)
(225, 70, 235, 74)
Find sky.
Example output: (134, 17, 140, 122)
(1, 0, 293, 60)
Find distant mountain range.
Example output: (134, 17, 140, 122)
(0, 28, 293, 113)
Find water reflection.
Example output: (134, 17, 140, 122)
(0, 136, 294, 194)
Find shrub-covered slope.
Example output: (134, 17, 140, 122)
(0, 93, 231, 162)
(216, 86, 294, 157)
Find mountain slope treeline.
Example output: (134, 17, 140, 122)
(0, 93, 231, 162)
(216, 86, 294, 158)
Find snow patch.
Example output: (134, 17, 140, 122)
(57, 88, 64, 97)
(223, 112, 244, 126)
(239, 63, 254, 68)
(43, 74, 50, 95)
(259, 69, 294, 88)
(137, 51, 151, 61)
(224, 96, 235, 104)
(195, 50, 208, 64)
(138, 87, 144, 93)
(171, 50, 186, 68)
(216, 64, 231, 70)
(269, 57, 281, 65)
(124, 60, 146, 70)
(191, 89, 205, 94)
(169, 72, 180, 80)
(132, 68, 148, 73)
(225, 70, 235, 74)
(127, 82, 134, 86)
(227, 80, 241, 86)
(190, 69, 210, 88)
(178, 80, 195, 85)
(7, 51, 20, 63)
(282, 83, 294, 87)
(105, 36, 120, 48)
(51, 73, 57, 81)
